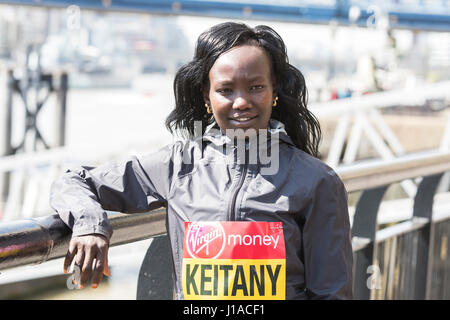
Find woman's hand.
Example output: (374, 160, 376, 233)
(64, 234, 111, 289)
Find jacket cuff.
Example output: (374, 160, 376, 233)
(72, 225, 113, 241)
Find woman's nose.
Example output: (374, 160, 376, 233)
(232, 95, 251, 110)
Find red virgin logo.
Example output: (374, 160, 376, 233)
(185, 222, 226, 259)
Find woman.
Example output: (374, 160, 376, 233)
(50, 22, 353, 299)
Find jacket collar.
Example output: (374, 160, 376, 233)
(201, 118, 295, 148)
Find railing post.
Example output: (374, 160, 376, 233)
(55, 72, 68, 147)
(413, 173, 443, 299)
(351, 185, 388, 299)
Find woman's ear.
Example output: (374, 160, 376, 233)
(202, 85, 210, 105)
(271, 78, 277, 98)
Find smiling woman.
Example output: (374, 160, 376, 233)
(166, 22, 322, 157)
(204, 45, 275, 132)
(50, 22, 353, 300)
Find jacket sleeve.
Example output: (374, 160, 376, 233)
(49, 142, 181, 240)
(301, 169, 353, 299)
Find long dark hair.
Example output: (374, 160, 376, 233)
(165, 22, 322, 157)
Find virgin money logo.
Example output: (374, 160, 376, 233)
(185, 222, 226, 259)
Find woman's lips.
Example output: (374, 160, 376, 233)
(228, 115, 258, 127)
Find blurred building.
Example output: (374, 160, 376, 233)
(0, 5, 192, 88)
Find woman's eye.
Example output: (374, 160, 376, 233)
(217, 88, 232, 94)
(250, 85, 264, 91)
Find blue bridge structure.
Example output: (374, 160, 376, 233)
(0, 0, 449, 32)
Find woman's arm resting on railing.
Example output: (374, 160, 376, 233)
(49, 143, 181, 288)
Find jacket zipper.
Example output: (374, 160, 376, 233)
(227, 138, 250, 221)
(228, 163, 248, 221)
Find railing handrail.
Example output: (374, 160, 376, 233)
(1, 149, 450, 271)
(0, 209, 167, 271)
(0, 140, 168, 173)
(309, 80, 450, 117)
(337, 149, 450, 192)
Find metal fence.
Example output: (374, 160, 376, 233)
(345, 150, 450, 299)
(1, 150, 450, 299)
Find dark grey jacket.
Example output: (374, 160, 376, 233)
(49, 119, 353, 300)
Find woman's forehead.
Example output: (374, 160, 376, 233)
(208, 45, 272, 81)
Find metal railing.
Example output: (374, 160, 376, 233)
(1, 150, 450, 299)
(341, 150, 450, 299)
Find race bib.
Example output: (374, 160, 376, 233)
(182, 221, 286, 300)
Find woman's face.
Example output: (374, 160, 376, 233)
(204, 45, 276, 134)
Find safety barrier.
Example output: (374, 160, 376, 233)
(1, 150, 450, 299)
(344, 150, 450, 299)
